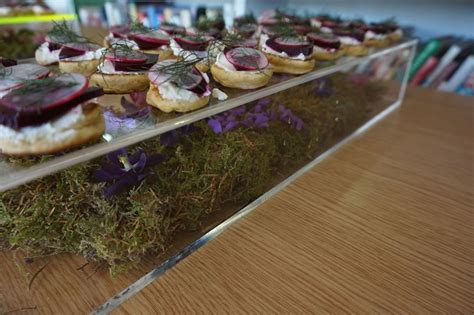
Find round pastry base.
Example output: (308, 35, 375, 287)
(146, 83, 210, 113)
(211, 64, 273, 89)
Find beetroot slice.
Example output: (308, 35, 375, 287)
(0, 64, 49, 92)
(0, 57, 17, 67)
(105, 49, 147, 64)
(110, 24, 131, 38)
(113, 54, 158, 72)
(159, 24, 186, 35)
(1, 73, 88, 112)
(334, 29, 365, 42)
(59, 43, 101, 60)
(306, 33, 341, 49)
(231, 38, 258, 49)
(224, 47, 268, 71)
(0, 86, 103, 130)
(174, 36, 212, 51)
(266, 37, 313, 57)
(128, 32, 169, 50)
(148, 61, 207, 94)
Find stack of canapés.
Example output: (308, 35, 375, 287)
(0, 10, 403, 156)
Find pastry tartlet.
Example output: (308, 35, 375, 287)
(169, 35, 214, 72)
(362, 24, 391, 47)
(307, 32, 344, 61)
(35, 21, 90, 66)
(333, 29, 368, 56)
(90, 46, 158, 94)
(0, 73, 105, 155)
(58, 42, 104, 77)
(211, 47, 273, 89)
(146, 60, 211, 113)
(261, 36, 315, 74)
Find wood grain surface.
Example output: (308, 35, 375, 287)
(0, 87, 472, 314)
(116, 87, 474, 314)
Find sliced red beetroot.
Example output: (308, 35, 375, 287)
(110, 24, 131, 38)
(307, 33, 341, 49)
(291, 24, 313, 35)
(0, 64, 49, 92)
(266, 36, 313, 57)
(105, 49, 147, 64)
(322, 20, 338, 28)
(1, 73, 88, 112)
(171, 69, 203, 90)
(113, 54, 158, 72)
(235, 24, 258, 37)
(159, 24, 186, 35)
(174, 35, 212, 51)
(231, 38, 258, 49)
(334, 29, 365, 42)
(148, 61, 208, 94)
(0, 57, 17, 67)
(0, 86, 103, 130)
(225, 47, 268, 71)
(59, 43, 101, 59)
(128, 32, 169, 50)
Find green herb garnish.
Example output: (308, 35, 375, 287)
(47, 20, 90, 44)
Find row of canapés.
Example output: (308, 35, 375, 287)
(0, 11, 403, 156)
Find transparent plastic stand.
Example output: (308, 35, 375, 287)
(82, 39, 417, 314)
(0, 40, 417, 193)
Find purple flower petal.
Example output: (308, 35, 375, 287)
(223, 120, 239, 131)
(256, 97, 271, 107)
(129, 92, 148, 106)
(208, 119, 222, 134)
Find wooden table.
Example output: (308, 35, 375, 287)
(1, 87, 473, 313)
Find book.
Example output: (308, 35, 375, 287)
(439, 55, 474, 92)
(410, 56, 439, 86)
(409, 39, 441, 80)
(430, 61, 458, 88)
(423, 44, 462, 86)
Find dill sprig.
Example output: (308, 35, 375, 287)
(47, 20, 90, 44)
(195, 15, 224, 31)
(130, 20, 154, 34)
(151, 52, 204, 86)
(266, 23, 298, 38)
(0, 65, 13, 78)
(233, 13, 256, 26)
(206, 32, 243, 62)
(13, 76, 77, 95)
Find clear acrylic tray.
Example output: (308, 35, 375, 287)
(0, 40, 417, 192)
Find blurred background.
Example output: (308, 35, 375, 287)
(1, 0, 473, 95)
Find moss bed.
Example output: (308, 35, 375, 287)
(0, 74, 386, 276)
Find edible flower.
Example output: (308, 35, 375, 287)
(93, 148, 165, 197)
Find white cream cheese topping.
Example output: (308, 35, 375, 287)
(313, 45, 337, 53)
(35, 42, 61, 65)
(212, 88, 228, 100)
(365, 30, 387, 40)
(339, 36, 362, 46)
(156, 71, 210, 101)
(0, 105, 85, 145)
(62, 48, 104, 62)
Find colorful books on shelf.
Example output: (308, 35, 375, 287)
(409, 38, 474, 94)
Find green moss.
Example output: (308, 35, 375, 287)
(0, 76, 386, 274)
